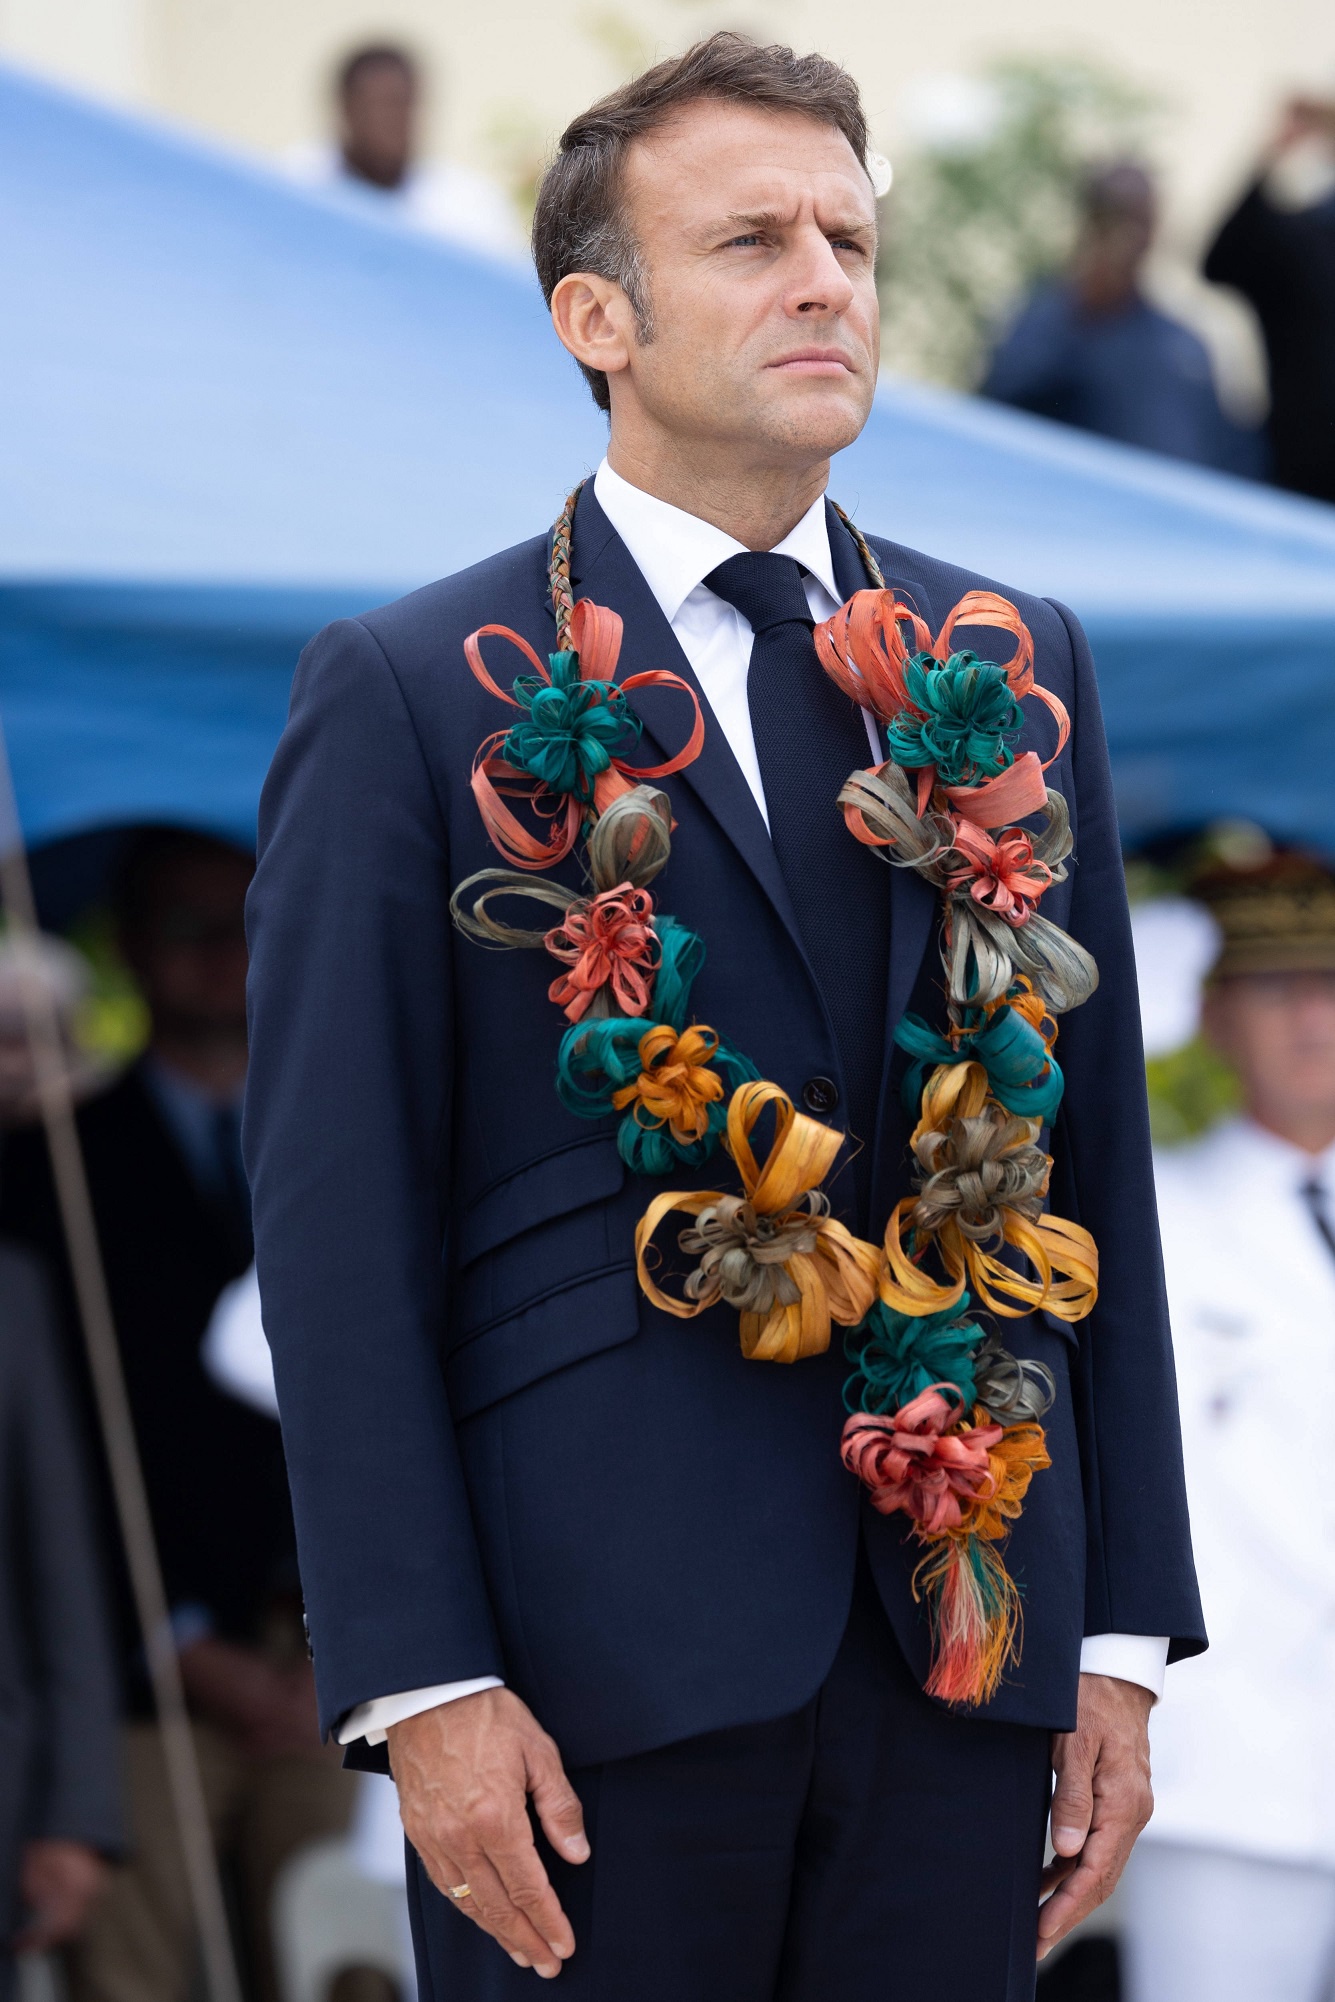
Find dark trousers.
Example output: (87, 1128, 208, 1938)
(407, 1547, 1053, 2000)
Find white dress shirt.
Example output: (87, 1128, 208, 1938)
(339, 459, 1167, 1745)
(280, 143, 528, 262)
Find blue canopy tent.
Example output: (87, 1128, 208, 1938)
(4, 59, 1335, 875)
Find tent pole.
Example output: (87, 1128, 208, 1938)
(0, 730, 244, 2002)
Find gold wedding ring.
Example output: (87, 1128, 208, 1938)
(447, 1883, 472, 1902)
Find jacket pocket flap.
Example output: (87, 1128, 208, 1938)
(459, 1134, 624, 1267)
(446, 1265, 640, 1420)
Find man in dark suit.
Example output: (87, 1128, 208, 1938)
(0, 1243, 121, 2001)
(1, 830, 356, 2002)
(1205, 95, 1335, 503)
(245, 34, 1204, 2001)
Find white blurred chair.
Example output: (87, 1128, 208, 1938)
(272, 1835, 410, 2002)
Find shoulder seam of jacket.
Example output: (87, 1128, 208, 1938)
(347, 614, 452, 833)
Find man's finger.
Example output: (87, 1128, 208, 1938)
(528, 1739, 590, 1865)
(1049, 1741, 1095, 1856)
(487, 1828, 576, 1963)
(425, 1846, 562, 1978)
(1037, 1833, 1120, 1958)
(1037, 1796, 1142, 1958)
(1038, 1852, 1079, 1899)
(462, 1849, 571, 1978)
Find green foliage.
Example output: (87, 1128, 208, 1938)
(1145, 1034, 1241, 1148)
(64, 910, 150, 1065)
(879, 56, 1159, 389)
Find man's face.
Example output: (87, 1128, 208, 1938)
(610, 100, 880, 469)
(1202, 970, 1335, 1137)
(121, 850, 254, 1045)
(341, 61, 415, 189)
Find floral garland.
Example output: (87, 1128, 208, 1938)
(449, 483, 1099, 1706)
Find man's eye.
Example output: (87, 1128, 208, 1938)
(727, 233, 762, 248)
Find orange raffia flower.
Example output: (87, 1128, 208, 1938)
(842, 1393, 1052, 1705)
(635, 1081, 880, 1363)
(612, 1024, 726, 1146)
(944, 822, 1054, 927)
(463, 598, 705, 872)
(840, 1386, 1001, 1531)
(815, 586, 1072, 832)
(544, 883, 660, 1024)
(958, 1415, 1051, 1540)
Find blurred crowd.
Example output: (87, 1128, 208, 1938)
(1, 34, 1334, 2002)
(982, 97, 1335, 502)
(0, 830, 407, 2002)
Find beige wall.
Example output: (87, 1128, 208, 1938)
(5, 0, 1334, 245)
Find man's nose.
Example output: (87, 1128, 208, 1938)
(784, 228, 856, 317)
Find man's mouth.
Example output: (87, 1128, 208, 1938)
(765, 348, 856, 375)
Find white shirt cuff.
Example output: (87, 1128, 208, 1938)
(1079, 1634, 1169, 1700)
(337, 1677, 505, 1746)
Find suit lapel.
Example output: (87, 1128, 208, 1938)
(570, 483, 805, 948)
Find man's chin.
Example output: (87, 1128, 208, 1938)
(750, 380, 874, 461)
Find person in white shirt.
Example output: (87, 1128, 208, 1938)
(283, 43, 527, 262)
(1123, 848, 1335, 2002)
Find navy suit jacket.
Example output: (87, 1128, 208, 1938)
(245, 489, 1205, 1768)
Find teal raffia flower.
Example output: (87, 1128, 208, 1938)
(502, 650, 641, 804)
(886, 651, 1022, 786)
(843, 1296, 983, 1415)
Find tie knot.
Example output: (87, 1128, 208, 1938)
(704, 552, 813, 636)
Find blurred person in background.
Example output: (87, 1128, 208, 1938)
(0, 1245, 122, 1998)
(0, 942, 121, 2000)
(283, 42, 526, 261)
(0, 829, 358, 2002)
(1121, 849, 1335, 2002)
(1205, 97, 1335, 504)
(982, 162, 1257, 474)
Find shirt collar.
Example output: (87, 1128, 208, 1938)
(593, 458, 840, 625)
(1212, 1115, 1335, 1192)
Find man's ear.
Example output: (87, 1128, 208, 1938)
(550, 272, 634, 386)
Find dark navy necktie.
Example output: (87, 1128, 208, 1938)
(704, 552, 891, 1210)
(1302, 1177, 1335, 1267)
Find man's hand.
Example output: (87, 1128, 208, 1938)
(388, 1688, 589, 1981)
(14, 1840, 109, 1953)
(1038, 1673, 1153, 1963)
(178, 1638, 324, 1758)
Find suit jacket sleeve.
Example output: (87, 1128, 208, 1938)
(1046, 602, 1206, 1660)
(244, 616, 503, 1737)
(10, 1250, 123, 1851)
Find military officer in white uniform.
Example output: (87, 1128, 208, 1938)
(1122, 851, 1335, 2002)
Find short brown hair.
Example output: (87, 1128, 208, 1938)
(337, 42, 416, 101)
(532, 32, 871, 411)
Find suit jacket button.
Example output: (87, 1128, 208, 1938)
(802, 1076, 839, 1115)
